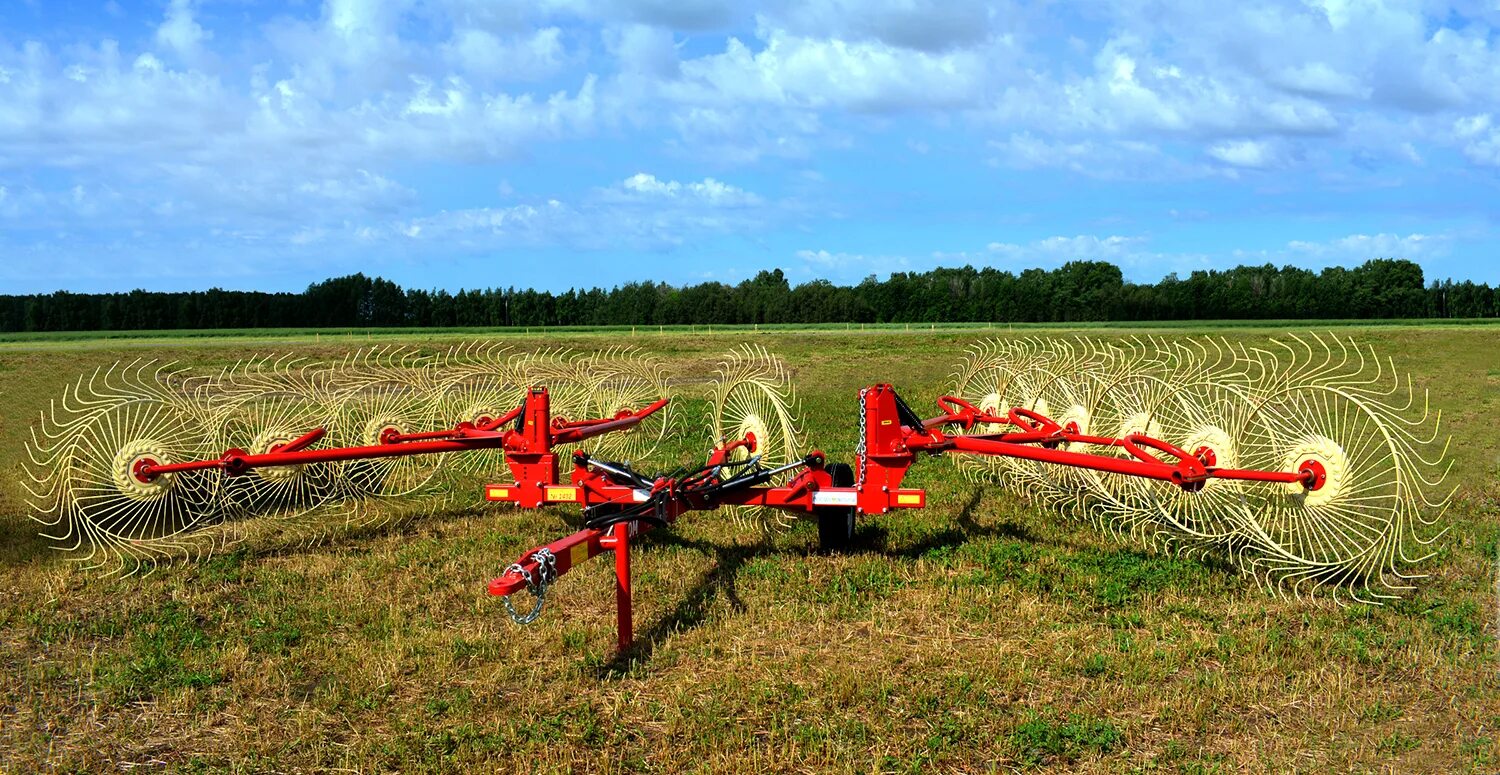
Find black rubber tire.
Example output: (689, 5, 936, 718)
(816, 462, 857, 552)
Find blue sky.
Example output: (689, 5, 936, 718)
(2, 0, 1498, 295)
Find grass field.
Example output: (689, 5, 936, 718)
(1, 326, 1497, 773)
(2, 318, 1497, 347)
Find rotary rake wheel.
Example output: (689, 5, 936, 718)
(943, 333, 1451, 602)
(1130, 375, 1258, 552)
(1082, 339, 1236, 544)
(208, 355, 348, 539)
(985, 338, 1106, 512)
(326, 346, 448, 509)
(23, 361, 226, 571)
(1231, 335, 1452, 602)
(511, 348, 594, 425)
(710, 345, 806, 529)
(946, 338, 1048, 484)
(429, 341, 526, 482)
(573, 347, 675, 465)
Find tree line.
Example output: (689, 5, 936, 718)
(2, 258, 1496, 332)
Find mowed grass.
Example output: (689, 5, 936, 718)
(0, 326, 1496, 773)
(1, 317, 1496, 348)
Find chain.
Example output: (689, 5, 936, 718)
(501, 547, 559, 625)
(856, 387, 868, 486)
(535, 547, 558, 584)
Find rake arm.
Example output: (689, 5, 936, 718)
(132, 388, 669, 482)
(914, 390, 1318, 491)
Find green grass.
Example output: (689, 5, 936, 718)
(2, 317, 1497, 348)
(0, 325, 1497, 772)
(1010, 709, 1124, 766)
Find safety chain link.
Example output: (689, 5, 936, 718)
(856, 387, 868, 487)
(501, 547, 559, 625)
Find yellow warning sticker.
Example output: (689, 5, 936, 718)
(485, 486, 509, 500)
(546, 487, 577, 502)
(570, 542, 588, 567)
(896, 493, 922, 506)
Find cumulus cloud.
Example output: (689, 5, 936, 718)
(603, 24, 680, 77)
(667, 30, 992, 113)
(4, 0, 1500, 291)
(794, 248, 911, 280)
(765, 0, 994, 52)
(1284, 232, 1448, 260)
(1454, 114, 1500, 166)
(1206, 139, 1280, 169)
(974, 2, 1500, 176)
(0, 24, 597, 239)
(986, 133, 1213, 179)
(442, 27, 569, 82)
(614, 173, 762, 205)
(388, 172, 775, 251)
(980, 235, 1149, 266)
(155, 0, 212, 60)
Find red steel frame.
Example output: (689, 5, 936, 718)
(484, 384, 1323, 651)
(128, 381, 1326, 653)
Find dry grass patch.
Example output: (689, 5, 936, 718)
(1, 327, 1496, 772)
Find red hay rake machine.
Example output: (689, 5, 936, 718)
(23, 336, 1450, 652)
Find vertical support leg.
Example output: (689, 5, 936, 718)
(613, 522, 633, 651)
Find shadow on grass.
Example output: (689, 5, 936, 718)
(847, 489, 1041, 559)
(0, 512, 69, 569)
(598, 488, 1031, 677)
(0, 489, 504, 575)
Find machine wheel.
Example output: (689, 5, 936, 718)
(816, 462, 857, 552)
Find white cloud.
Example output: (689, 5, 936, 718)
(987, 133, 1213, 179)
(975, 2, 1500, 177)
(442, 27, 569, 82)
(155, 0, 211, 60)
(0, 28, 597, 236)
(793, 249, 911, 281)
(1284, 232, 1447, 260)
(550, 0, 743, 31)
(662, 103, 823, 163)
(765, 0, 994, 52)
(982, 234, 1145, 264)
(1269, 61, 1367, 100)
(1454, 114, 1500, 166)
(615, 172, 762, 205)
(602, 24, 680, 77)
(387, 172, 776, 252)
(667, 29, 992, 113)
(1206, 139, 1278, 168)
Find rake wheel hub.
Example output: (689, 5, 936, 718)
(461, 402, 506, 427)
(977, 392, 1002, 419)
(113, 440, 177, 501)
(1179, 424, 1237, 491)
(731, 412, 770, 463)
(1299, 459, 1327, 491)
(251, 429, 306, 482)
(1279, 435, 1346, 507)
(1053, 403, 1090, 451)
(362, 415, 407, 447)
(1116, 411, 1163, 456)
